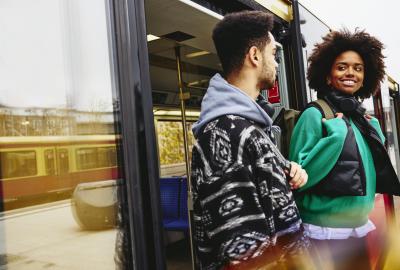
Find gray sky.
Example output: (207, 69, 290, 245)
(299, 0, 400, 82)
(0, 0, 112, 111)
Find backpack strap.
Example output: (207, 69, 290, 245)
(312, 99, 335, 120)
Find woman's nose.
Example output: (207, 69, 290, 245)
(345, 67, 355, 76)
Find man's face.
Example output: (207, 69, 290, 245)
(259, 33, 278, 90)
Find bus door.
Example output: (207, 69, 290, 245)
(365, 78, 398, 268)
(145, 0, 296, 268)
(56, 148, 70, 176)
(386, 78, 400, 226)
(297, 3, 331, 103)
(0, 0, 143, 268)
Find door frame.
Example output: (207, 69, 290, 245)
(107, 0, 166, 269)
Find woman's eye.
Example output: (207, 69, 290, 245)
(355, 66, 364, 72)
(337, 66, 346, 71)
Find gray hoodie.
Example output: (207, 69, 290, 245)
(192, 73, 273, 137)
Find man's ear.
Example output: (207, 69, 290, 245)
(248, 46, 260, 67)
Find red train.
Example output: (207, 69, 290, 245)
(0, 135, 119, 210)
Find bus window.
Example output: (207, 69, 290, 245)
(0, 151, 37, 178)
(156, 120, 195, 177)
(44, 149, 56, 175)
(57, 149, 69, 175)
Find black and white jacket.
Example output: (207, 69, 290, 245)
(191, 114, 308, 270)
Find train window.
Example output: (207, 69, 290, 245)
(57, 149, 69, 175)
(99, 147, 117, 167)
(44, 149, 56, 175)
(96, 147, 117, 168)
(76, 148, 97, 170)
(0, 151, 37, 179)
(76, 147, 116, 170)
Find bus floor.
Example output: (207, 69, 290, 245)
(166, 237, 192, 270)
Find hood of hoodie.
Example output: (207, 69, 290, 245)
(192, 73, 272, 137)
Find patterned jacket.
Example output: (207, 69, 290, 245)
(191, 115, 309, 270)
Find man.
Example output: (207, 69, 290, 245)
(190, 11, 310, 269)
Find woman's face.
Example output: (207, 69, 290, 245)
(327, 50, 364, 95)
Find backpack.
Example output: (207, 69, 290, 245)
(272, 99, 335, 158)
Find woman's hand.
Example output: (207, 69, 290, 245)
(365, 114, 372, 121)
(287, 162, 308, 189)
(322, 112, 343, 123)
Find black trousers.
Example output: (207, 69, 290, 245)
(310, 237, 371, 270)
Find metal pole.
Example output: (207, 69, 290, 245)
(174, 46, 196, 270)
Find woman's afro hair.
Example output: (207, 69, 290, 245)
(307, 29, 385, 98)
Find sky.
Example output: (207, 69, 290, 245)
(299, 0, 400, 82)
(0, 0, 113, 111)
(2, 0, 399, 110)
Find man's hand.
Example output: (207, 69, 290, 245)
(287, 162, 308, 189)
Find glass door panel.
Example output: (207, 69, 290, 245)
(0, 0, 127, 269)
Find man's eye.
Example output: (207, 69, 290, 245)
(275, 54, 280, 64)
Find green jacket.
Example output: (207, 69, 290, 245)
(289, 107, 385, 228)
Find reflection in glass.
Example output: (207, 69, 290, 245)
(298, 4, 330, 101)
(1, 151, 37, 179)
(0, 0, 122, 269)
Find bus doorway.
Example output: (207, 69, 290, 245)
(144, 0, 295, 268)
(145, 1, 221, 268)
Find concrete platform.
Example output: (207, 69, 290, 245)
(0, 200, 116, 270)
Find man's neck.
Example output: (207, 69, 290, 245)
(226, 71, 259, 100)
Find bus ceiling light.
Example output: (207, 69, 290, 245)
(147, 34, 160, 42)
(186, 50, 210, 58)
(178, 0, 223, 20)
(187, 79, 209, 87)
(153, 109, 200, 117)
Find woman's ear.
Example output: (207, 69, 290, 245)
(326, 76, 331, 85)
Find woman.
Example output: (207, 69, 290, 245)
(289, 29, 400, 269)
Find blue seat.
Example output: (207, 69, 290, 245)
(159, 177, 181, 226)
(160, 177, 189, 231)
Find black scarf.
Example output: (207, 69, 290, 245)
(318, 88, 383, 144)
(318, 89, 400, 195)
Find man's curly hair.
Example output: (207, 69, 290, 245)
(212, 11, 274, 76)
(307, 29, 385, 99)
